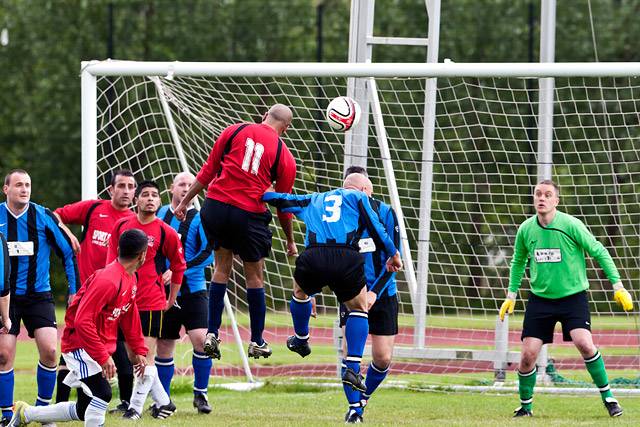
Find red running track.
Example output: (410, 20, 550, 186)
(18, 324, 638, 348)
(17, 325, 639, 374)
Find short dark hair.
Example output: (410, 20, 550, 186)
(118, 229, 148, 260)
(344, 165, 367, 178)
(4, 169, 29, 186)
(110, 169, 135, 187)
(134, 180, 159, 198)
(536, 179, 560, 196)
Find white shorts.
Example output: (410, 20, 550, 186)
(61, 349, 103, 396)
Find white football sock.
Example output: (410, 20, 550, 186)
(83, 397, 108, 426)
(128, 365, 157, 413)
(149, 373, 171, 406)
(25, 402, 79, 423)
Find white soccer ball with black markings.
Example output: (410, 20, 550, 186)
(326, 96, 362, 132)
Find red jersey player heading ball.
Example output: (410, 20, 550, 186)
(174, 104, 298, 360)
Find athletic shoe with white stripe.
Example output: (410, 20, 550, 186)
(512, 406, 533, 417)
(286, 335, 311, 358)
(6, 401, 28, 427)
(122, 408, 141, 420)
(193, 394, 212, 414)
(150, 401, 177, 419)
(203, 333, 222, 360)
(341, 368, 366, 393)
(604, 397, 623, 417)
(248, 341, 272, 359)
(344, 409, 363, 424)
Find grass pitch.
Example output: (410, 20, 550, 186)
(12, 368, 640, 426)
(10, 310, 636, 425)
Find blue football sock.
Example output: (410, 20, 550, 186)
(208, 282, 227, 336)
(289, 296, 312, 344)
(363, 362, 389, 400)
(0, 368, 14, 418)
(154, 357, 175, 396)
(247, 288, 266, 345)
(192, 351, 212, 396)
(344, 311, 368, 374)
(36, 362, 57, 406)
(341, 363, 363, 415)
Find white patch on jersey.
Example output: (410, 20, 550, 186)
(91, 229, 110, 247)
(7, 241, 34, 256)
(534, 248, 562, 263)
(358, 237, 376, 253)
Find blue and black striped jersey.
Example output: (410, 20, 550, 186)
(0, 202, 78, 295)
(363, 199, 400, 298)
(157, 205, 213, 295)
(263, 188, 397, 258)
(0, 232, 9, 297)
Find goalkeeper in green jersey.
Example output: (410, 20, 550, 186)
(499, 180, 633, 418)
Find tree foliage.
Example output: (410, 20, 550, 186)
(1, 0, 638, 302)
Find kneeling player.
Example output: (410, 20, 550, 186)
(338, 169, 400, 423)
(8, 229, 149, 426)
(107, 181, 186, 420)
(263, 173, 402, 418)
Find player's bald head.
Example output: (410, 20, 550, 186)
(170, 172, 195, 206)
(264, 104, 293, 134)
(173, 171, 195, 184)
(343, 173, 372, 195)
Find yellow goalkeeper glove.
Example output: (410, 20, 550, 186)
(613, 283, 633, 311)
(499, 291, 517, 321)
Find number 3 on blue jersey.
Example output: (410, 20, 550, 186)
(322, 195, 342, 223)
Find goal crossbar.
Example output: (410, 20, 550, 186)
(82, 60, 640, 78)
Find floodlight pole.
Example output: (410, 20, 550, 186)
(346, 0, 439, 350)
(345, 0, 374, 171)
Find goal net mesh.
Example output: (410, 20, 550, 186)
(93, 72, 640, 388)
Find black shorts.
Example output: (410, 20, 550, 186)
(201, 198, 272, 262)
(339, 294, 399, 336)
(139, 310, 164, 338)
(5, 292, 57, 338)
(522, 291, 591, 344)
(294, 246, 365, 303)
(159, 291, 209, 340)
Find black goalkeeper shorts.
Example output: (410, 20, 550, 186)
(522, 291, 591, 344)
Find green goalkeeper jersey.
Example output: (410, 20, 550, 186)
(509, 210, 620, 299)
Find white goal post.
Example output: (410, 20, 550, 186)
(81, 60, 640, 392)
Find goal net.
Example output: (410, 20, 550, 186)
(83, 61, 640, 391)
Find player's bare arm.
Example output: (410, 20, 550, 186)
(174, 180, 205, 221)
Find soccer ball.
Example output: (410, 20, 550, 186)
(326, 96, 362, 131)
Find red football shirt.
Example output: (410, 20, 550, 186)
(196, 123, 297, 222)
(55, 199, 134, 285)
(107, 216, 186, 311)
(61, 260, 147, 366)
